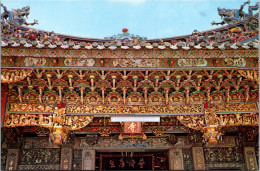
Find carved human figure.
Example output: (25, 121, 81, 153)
(138, 158, 146, 168)
(129, 159, 136, 168)
(109, 159, 115, 168)
(119, 158, 125, 168)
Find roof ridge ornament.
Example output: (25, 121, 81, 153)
(104, 28, 147, 44)
(1, 3, 38, 26)
(211, 0, 259, 25)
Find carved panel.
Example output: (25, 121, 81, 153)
(169, 148, 184, 170)
(127, 93, 144, 105)
(43, 91, 59, 103)
(6, 149, 19, 171)
(1, 69, 32, 83)
(210, 91, 225, 103)
(1, 148, 7, 170)
(18, 165, 60, 170)
(20, 148, 60, 165)
(215, 103, 258, 113)
(85, 92, 101, 104)
(205, 136, 236, 147)
(23, 90, 39, 103)
(23, 137, 60, 149)
(8, 102, 54, 113)
(73, 137, 180, 149)
(177, 115, 204, 130)
(244, 147, 258, 170)
(60, 148, 72, 170)
(183, 148, 194, 170)
(255, 145, 259, 165)
(190, 92, 206, 104)
(82, 149, 95, 170)
(2, 48, 258, 59)
(105, 92, 123, 105)
(64, 91, 80, 103)
(192, 147, 205, 170)
(72, 149, 82, 170)
(218, 113, 259, 126)
(203, 147, 244, 169)
(148, 92, 165, 105)
(67, 104, 203, 114)
(169, 92, 185, 104)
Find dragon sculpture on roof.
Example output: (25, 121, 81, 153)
(1, 3, 38, 26)
(212, 0, 259, 25)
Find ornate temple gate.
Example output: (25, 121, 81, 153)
(1, 1, 259, 170)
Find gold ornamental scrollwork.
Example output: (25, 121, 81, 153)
(176, 115, 205, 130)
(66, 104, 204, 114)
(8, 102, 54, 113)
(1, 69, 33, 83)
(215, 103, 258, 113)
(238, 69, 259, 82)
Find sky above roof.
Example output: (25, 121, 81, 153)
(2, 0, 259, 39)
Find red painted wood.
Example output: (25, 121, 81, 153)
(1, 84, 7, 127)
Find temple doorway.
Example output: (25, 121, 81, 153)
(95, 151, 169, 170)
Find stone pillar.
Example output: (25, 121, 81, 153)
(169, 148, 184, 170)
(244, 147, 258, 170)
(5, 149, 20, 171)
(82, 149, 95, 170)
(192, 147, 205, 170)
(60, 148, 73, 170)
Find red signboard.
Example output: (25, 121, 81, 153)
(123, 122, 141, 134)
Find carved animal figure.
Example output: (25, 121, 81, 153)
(212, 0, 259, 25)
(1, 4, 38, 26)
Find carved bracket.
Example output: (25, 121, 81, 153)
(3, 107, 93, 145)
(1, 69, 32, 83)
(177, 107, 259, 144)
(238, 69, 258, 82)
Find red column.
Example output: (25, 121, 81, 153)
(1, 84, 7, 127)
